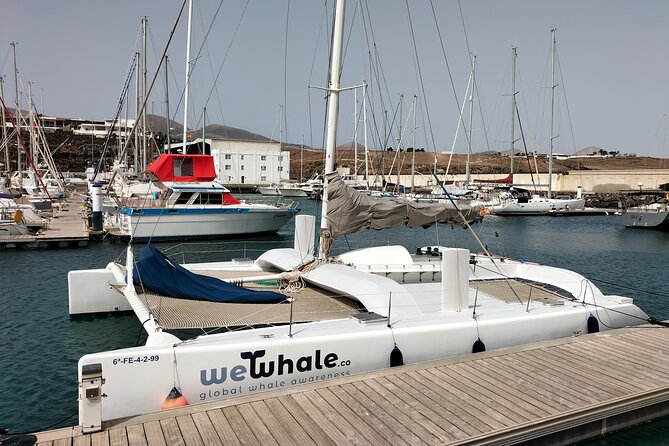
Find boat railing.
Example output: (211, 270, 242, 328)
(159, 239, 294, 264)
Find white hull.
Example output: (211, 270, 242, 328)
(116, 208, 296, 240)
(71, 241, 647, 424)
(488, 197, 585, 215)
(278, 188, 308, 197)
(257, 187, 281, 196)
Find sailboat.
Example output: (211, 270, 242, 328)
(68, 1, 649, 431)
(486, 35, 585, 215)
(621, 190, 669, 230)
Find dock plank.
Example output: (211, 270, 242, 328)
(124, 425, 147, 446)
(190, 412, 221, 446)
(331, 383, 419, 446)
(174, 415, 203, 446)
(236, 404, 278, 446)
(158, 418, 184, 446)
(140, 421, 165, 446)
(107, 428, 128, 446)
(363, 377, 463, 442)
(220, 406, 260, 446)
(204, 409, 241, 446)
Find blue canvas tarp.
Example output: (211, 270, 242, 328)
(132, 244, 286, 304)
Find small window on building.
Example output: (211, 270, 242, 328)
(240, 165, 245, 171)
(278, 156, 283, 162)
(261, 176, 267, 181)
(224, 154, 231, 160)
(261, 166, 267, 171)
(240, 155, 244, 160)
(260, 155, 266, 161)
(278, 166, 283, 172)
(225, 164, 231, 170)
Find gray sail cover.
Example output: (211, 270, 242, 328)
(325, 172, 483, 239)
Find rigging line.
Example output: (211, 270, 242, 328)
(555, 49, 577, 153)
(307, 2, 329, 149)
(0, 47, 11, 76)
(360, 0, 398, 134)
(473, 66, 492, 152)
(92, 52, 138, 179)
(516, 105, 538, 191)
(107, 0, 188, 189)
(428, 0, 469, 152)
(586, 276, 669, 300)
(196, 0, 249, 130)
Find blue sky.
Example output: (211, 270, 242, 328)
(2, 0, 669, 157)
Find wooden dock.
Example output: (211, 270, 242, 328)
(29, 324, 669, 445)
(0, 194, 89, 248)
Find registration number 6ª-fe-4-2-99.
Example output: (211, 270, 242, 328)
(112, 355, 160, 365)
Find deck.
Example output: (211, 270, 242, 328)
(30, 324, 669, 445)
(0, 194, 89, 248)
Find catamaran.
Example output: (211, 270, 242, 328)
(68, 0, 649, 433)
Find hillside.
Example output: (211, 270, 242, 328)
(286, 146, 669, 181)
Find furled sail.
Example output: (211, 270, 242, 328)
(325, 172, 483, 239)
(132, 244, 286, 303)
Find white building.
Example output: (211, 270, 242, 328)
(73, 118, 136, 139)
(166, 138, 290, 186)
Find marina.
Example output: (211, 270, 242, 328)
(1, 201, 669, 446)
(29, 324, 669, 446)
(3, 1, 669, 445)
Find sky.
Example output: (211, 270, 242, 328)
(2, 0, 669, 157)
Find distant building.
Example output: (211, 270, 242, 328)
(73, 118, 136, 139)
(165, 137, 290, 185)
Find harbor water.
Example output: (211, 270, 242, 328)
(1, 197, 669, 444)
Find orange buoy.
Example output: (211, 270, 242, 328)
(161, 386, 189, 409)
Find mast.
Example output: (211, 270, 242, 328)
(165, 55, 170, 152)
(11, 42, 21, 179)
(318, 0, 346, 259)
(142, 16, 148, 169)
(134, 52, 140, 168)
(363, 82, 369, 189)
(353, 87, 358, 180)
(510, 47, 517, 176)
(201, 107, 206, 153)
(548, 28, 556, 199)
(0, 77, 8, 174)
(300, 134, 304, 182)
(466, 54, 476, 186)
(411, 94, 416, 191)
(28, 82, 36, 165)
(182, 0, 194, 153)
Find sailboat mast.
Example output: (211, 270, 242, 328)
(165, 55, 170, 152)
(510, 47, 517, 175)
(318, 0, 346, 259)
(353, 87, 358, 179)
(363, 82, 369, 188)
(411, 94, 416, 191)
(182, 0, 193, 153)
(11, 42, 21, 179)
(142, 16, 148, 169)
(466, 54, 476, 186)
(0, 77, 8, 173)
(135, 52, 140, 168)
(548, 28, 556, 199)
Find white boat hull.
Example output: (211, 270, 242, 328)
(77, 296, 645, 423)
(117, 208, 297, 240)
(488, 197, 585, 215)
